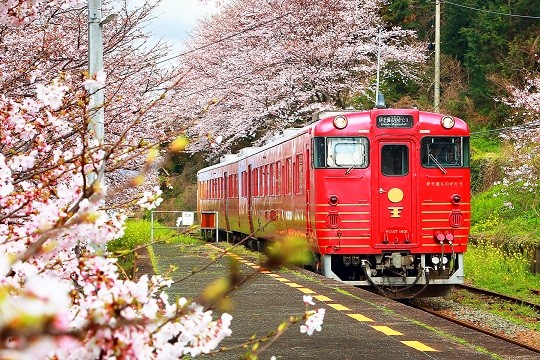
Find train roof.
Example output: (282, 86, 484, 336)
(197, 123, 312, 175)
(197, 108, 469, 175)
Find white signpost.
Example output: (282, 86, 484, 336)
(181, 211, 194, 226)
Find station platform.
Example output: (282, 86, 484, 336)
(150, 242, 539, 360)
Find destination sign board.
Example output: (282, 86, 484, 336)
(376, 115, 413, 128)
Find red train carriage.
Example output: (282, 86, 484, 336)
(197, 108, 470, 298)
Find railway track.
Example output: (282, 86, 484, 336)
(454, 284, 540, 312)
(410, 284, 540, 354)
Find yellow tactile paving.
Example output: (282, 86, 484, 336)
(284, 282, 303, 288)
(327, 303, 351, 311)
(313, 295, 333, 302)
(298, 287, 316, 294)
(401, 341, 438, 352)
(371, 326, 403, 336)
(347, 313, 374, 322)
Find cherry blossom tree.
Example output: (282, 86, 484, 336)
(173, 0, 425, 152)
(0, 1, 326, 358)
(495, 62, 540, 196)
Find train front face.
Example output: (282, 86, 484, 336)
(310, 109, 470, 298)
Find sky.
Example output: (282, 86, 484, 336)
(129, 0, 223, 53)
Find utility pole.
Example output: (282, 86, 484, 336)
(88, 0, 116, 183)
(88, 0, 104, 146)
(375, 28, 385, 108)
(434, 0, 441, 113)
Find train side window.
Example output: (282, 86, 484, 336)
(285, 157, 292, 194)
(381, 145, 409, 176)
(253, 168, 259, 196)
(276, 161, 281, 195)
(241, 171, 247, 197)
(269, 164, 274, 196)
(295, 154, 303, 194)
(313, 137, 326, 168)
(265, 164, 269, 196)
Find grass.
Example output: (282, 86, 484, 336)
(452, 240, 540, 331)
(464, 240, 540, 302)
(107, 218, 204, 277)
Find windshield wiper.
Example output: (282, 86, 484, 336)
(345, 157, 362, 175)
(429, 153, 447, 174)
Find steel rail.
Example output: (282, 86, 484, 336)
(454, 284, 540, 313)
(410, 302, 540, 354)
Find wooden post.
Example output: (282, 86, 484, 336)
(533, 245, 540, 274)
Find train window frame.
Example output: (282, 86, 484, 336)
(421, 136, 470, 168)
(313, 137, 369, 169)
(381, 144, 409, 176)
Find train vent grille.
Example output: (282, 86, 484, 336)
(325, 213, 341, 228)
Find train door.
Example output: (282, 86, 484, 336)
(374, 139, 417, 247)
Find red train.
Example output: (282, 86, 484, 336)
(197, 108, 470, 298)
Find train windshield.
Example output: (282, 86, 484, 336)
(421, 137, 470, 168)
(313, 137, 369, 168)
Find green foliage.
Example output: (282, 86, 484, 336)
(471, 183, 540, 253)
(265, 236, 313, 268)
(108, 219, 204, 277)
(469, 136, 505, 193)
(380, 0, 434, 38)
(440, 0, 540, 120)
(464, 240, 540, 305)
(470, 135, 501, 154)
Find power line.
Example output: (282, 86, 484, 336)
(155, 11, 293, 65)
(443, 0, 540, 19)
(471, 119, 540, 136)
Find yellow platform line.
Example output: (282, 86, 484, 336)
(267, 273, 281, 277)
(298, 287, 316, 294)
(347, 313, 374, 322)
(327, 303, 351, 311)
(313, 295, 333, 302)
(371, 326, 403, 336)
(401, 341, 438, 352)
(274, 278, 289, 282)
(284, 282, 303, 288)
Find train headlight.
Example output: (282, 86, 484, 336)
(328, 195, 339, 205)
(333, 115, 348, 129)
(441, 116, 455, 129)
(451, 194, 461, 204)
